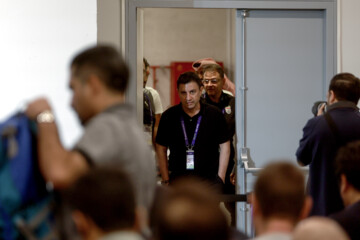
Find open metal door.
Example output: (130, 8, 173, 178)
(235, 9, 331, 235)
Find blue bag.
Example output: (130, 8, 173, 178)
(0, 113, 55, 240)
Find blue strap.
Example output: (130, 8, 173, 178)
(180, 116, 202, 149)
(0, 205, 14, 240)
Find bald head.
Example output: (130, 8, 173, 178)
(293, 217, 349, 240)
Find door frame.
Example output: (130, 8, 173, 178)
(125, 0, 337, 234)
(125, 0, 336, 113)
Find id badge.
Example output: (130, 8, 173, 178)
(186, 149, 195, 170)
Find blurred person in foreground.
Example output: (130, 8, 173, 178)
(25, 45, 156, 233)
(152, 177, 247, 240)
(293, 217, 349, 240)
(63, 167, 144, 240)
(251, 161, 312, 240)
(329, 140, 360, 239)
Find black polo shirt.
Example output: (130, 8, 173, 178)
(156, 102, 230, 181)
(203, 91, 235, 159)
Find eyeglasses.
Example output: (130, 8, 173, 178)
(202, 78, 220, 84)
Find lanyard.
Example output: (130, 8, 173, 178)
(180, 115, 202, 150)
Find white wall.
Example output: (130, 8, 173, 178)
(339, 0, 360, 77)
(143, 8, 233, 109)
(97, 0, 122, 49)
(2, 0, 359, 147)
(0, 0, 97, 147)
(96, 2, 360, 110)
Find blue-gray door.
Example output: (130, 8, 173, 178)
(235, 9, 331, 234)
(236, 10, 326, 168)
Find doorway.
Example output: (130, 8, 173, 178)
(125, 0, 337, 234)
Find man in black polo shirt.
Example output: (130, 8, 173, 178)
(155, 72, 230, 189)
(201, 63, 236, 225)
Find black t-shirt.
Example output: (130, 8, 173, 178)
(203, 92, 235, 137)
(203, 92, 235, 162)
(156, 102, 230, 181)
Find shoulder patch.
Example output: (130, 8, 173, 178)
(225, 106, 232, 114)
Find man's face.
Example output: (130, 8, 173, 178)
(178, 81, 203, 112)
(143, 63, 150, 88)
(69, 67, 94, 125)
(203, 71, 224, 99)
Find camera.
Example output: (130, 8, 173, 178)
(312, 101, 327, 116)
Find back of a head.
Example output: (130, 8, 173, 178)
(254, 161, 305, 222)
(329, 72, 360, 104)
(64, 167, 136, 232)
(293, 217, 349, 240)
(202, 64, 225, 79)
(71, 45, 129, 93)
(335, 140, 360, 192)
(177, 71, 202, 89)
(154, 178, 229, 240)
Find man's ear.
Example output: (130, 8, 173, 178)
(328, 90, 336, 104)
(251, 193, 260, 217)
(72, 210, 92, 237)
(221, 77, 226, 86)
(87, 74, 102, 96)
(134, 206, 145, 232)
(199, 85, 204, 93)
(251, 194, 264, 236)
(340, 174, 349, 196)
(72, 210, 104, 240)
(299, 196, 313, 220)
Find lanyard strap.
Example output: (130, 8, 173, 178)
(144, 92, 153, 122)
(180, 115, 202, 149)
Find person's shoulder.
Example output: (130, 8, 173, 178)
(145, 86, 160, 95)
(222, 89, 234, 97)
(85, 104, 135, 130)
(330, 201, 360, 221)
(301, 115, 328, 136)
(202, 102, 222, 113)
(102, 104, 134, 119)
(329, 208, 347, 222)
(222, 91, 235, 105)
(161, 104, 181, 117)
(304, 114, 326, 128)
(202, 102, 224, 118)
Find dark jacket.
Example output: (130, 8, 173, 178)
(296, 101, 360, 216)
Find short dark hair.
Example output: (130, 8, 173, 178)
(71, 45, 129, 93)
(201, 64, 225, 79)
(154, 177, 229, 240)
(329, 73, 360, 104)
(335, 140, 360, 191)
(177, 72, 202, 89)
(254, 161, 306, 222)
(63, 167, 136, 232)
(143, 58, 150, 69)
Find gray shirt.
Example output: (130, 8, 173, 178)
(100, 231, 144, 240)
(75, 103, 156, 209)
(252, 233, 292, 240)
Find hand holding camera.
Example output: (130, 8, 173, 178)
(312, 101, 327, 116)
